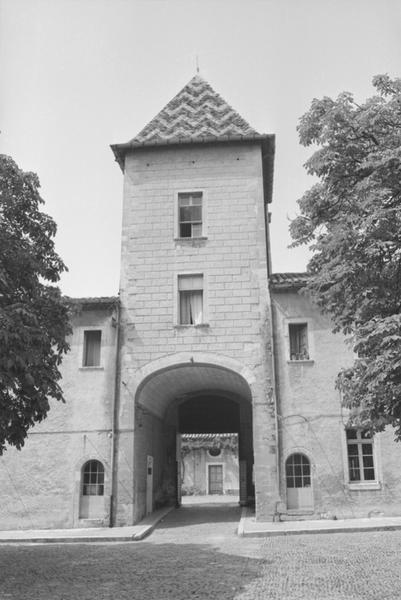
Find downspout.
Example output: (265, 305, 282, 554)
(264, 203, 281, 499)
(109, 299, 121, 527)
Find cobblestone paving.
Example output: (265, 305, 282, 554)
(1, 504, 401, 599)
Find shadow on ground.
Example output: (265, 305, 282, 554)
(0, 542, 265, 600)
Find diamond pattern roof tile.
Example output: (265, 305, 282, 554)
(111, 75, 275, 204)
(132, 74, 258, 144)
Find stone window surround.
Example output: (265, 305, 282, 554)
(284, 317, 315, 364)
(340, 426, 382, 491)
(79, 326, 105, 370)
(173, 270, 209, 327)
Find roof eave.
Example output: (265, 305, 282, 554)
(269, 272, 311, 292)
(269, 282, 307, 292)
(110, 133, 275, 204)
(65, 296, 120, 310)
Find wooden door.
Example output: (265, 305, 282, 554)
(208, 464, 223, 494)
(286, 453, 313, 510)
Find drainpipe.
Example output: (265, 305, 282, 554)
(268, 292, 281, 497)
(264, 201, 281, 501)
(109, 299, 121, 527)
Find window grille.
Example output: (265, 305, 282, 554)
(178, 192, 202, 238)
(346, 429, 375, 482)
(289, 323, 309, 360)
(82, 460, 104, 496)
(285, 453, 311, 488)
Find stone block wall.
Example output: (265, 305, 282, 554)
(118, 142, 278, 522)
(119, 143, 270, 369)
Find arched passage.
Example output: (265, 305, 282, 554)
(132, 358, 254, 520)
(179, 395, 240, 433)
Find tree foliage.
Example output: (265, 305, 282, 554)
(0, 155, 71, 453)
(290, 75, 401, 438)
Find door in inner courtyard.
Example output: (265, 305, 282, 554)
(208, 464, 223, 494)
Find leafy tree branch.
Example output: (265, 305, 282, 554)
(0, 155, 71, 453)
(290, 74, 401, 437)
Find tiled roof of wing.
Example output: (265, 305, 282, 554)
(269, 272, 310, 289)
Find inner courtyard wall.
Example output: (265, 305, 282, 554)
(181, 446, 239, 496)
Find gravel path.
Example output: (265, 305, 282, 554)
(1, 503, 401, 599)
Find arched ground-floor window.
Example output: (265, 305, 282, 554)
(285, 453, 313, 511)
(79, 460, 105, 519)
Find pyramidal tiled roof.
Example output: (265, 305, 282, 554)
(111, 75, 275, 204)
(131, 75, 259, 144)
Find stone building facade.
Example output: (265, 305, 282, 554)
(0, 298, 118, 529)
(271, 274, 401, 520)
(1, 75, 401, 530)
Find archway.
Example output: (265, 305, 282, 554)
(133, 358, 254, 521)
(177, 393, 253, 505)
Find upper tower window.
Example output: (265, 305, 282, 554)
(178, 192, 202, 238)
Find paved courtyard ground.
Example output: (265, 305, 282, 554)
(1, 503, 401, 599)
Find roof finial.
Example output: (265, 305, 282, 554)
(196, 55, 200, 74)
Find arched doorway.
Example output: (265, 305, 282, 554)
(133, 358, 254, 521)
(79, 460, 105, 519)
(285, 453, 313, 511)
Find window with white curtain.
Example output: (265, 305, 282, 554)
(178, 274, 203, 325)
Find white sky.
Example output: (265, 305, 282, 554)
(1, 0, 400, 297)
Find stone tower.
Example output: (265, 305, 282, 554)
(111, 75, 278, 523)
